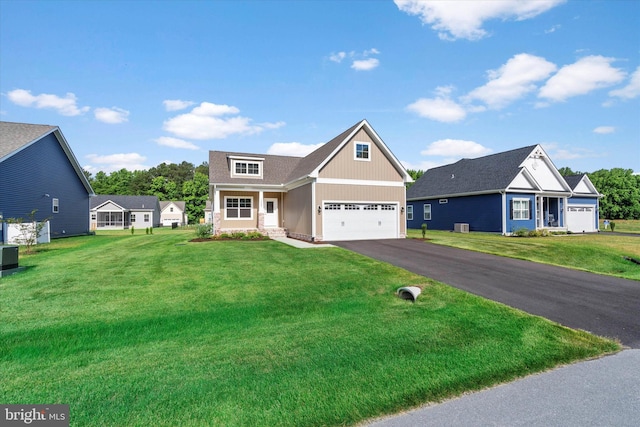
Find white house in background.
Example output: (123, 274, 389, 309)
(160, 201, 187, 226)
(90, 195, 161, 230)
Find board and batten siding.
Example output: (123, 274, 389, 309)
(315, 183, 406, 238)
(0, 132, 90, 237)
(318, 129, 404, 182)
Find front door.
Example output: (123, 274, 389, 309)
(264, 198, 278, 228)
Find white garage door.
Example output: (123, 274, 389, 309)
(567, 205, 596, 233)
(323, 203, 398, 241)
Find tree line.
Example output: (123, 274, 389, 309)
(84, 161, 209, 224)
(406, 168, 640, 220)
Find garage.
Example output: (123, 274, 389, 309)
(322, 202, 398, 241)
(567, 205, 596, 233)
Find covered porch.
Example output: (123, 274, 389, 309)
(93, 210, 132, 229)
(211, 186, 287, 237)
(536, 195, 567, 230)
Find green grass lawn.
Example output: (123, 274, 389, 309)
(407, 228, 640, 281)
(1, 229, 619, 426)
(600, 219, 640, 234)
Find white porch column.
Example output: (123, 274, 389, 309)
(213, 186, 220, 213)
(258, 191, 264, 213)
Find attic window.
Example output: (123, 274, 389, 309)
(231, 158, 263, 178)
(355, 142, 370, 161)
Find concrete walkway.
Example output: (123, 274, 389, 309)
(366, 349, 640, 427)
(272, 237, 334, 248)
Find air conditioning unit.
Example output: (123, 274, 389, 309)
(1, 245, 19, 271)
(454, 223, 469, 233)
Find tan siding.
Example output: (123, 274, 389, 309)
(219, 191, 259, 229)
(283, 184, 312, 236)
(315, 184, 406, 237)
(318, 129, 403, 181)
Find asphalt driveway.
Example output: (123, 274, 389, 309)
(332, 239, 640, 348)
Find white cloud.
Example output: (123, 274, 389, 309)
(328, 48, 381, 71)
(593, 126, 615, 134)
(7, 89, 90, 116)
(609, 66, 640, 99)
(352, 58, 380, 71)
(538, 56, 626, 102)
(463, 53, 557, 109)
(154, 136, 200, 150)
(329, 52, 347, 63)
(163, 101, 283, 140)
(544, 24, 561, 34)
(267, 142, 324, 157)
(94, 107, 130, 124)
(542, 143, 598, 160)
(407, 86, 467, 122)
(85, 153, 149, 173)
(394, 0, 565, 41)
(421, 139, 492, 157)
(163, 99, 195, 111)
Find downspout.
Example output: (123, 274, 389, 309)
(311, 180, 316, 242)
(501, 191, 507, 235)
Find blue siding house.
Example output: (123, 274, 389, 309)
(407, 145, 600, 234)
(0, 121, 94, 242)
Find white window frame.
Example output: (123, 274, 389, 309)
(423, 204, 432, 221)
(52, 198, 59, 213)
(406, 205, 413, 221)
(144, 214, 150, 222)
(354, 142, 371, 161)
(513, 198, 530, 220)
(232, 159, 262, 178)
(225, 197, 253, 220)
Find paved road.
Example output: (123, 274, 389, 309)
(365, 349, 640, 427)
(332, 239, 640, 348)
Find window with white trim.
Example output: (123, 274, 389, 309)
(225, 197, 253, 219)
(354, 142, 370, 161)
(406, 205, 413, 220)
(52, 198, 59, 213)
(424, 204, 431, 221)
(324, 203, 341, 210)
(512, 199, 530, 220)
(232, 160, 261, 177)
(131, 214, 136, 222)
(144, 214, 150, 222)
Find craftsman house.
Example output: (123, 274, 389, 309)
(406, 145, 601, 234)
(0, 121, 94, 242)
(209, 120, 412, 241)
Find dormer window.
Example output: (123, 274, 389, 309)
(355, 142, 370, 161)
(229, 156, 264, 178)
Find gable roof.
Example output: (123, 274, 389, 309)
(210, 120, 411, 187)
(160, 201, 186, 211)
(0, 121, 94, 195)
(407, 145, 539, 199)
(90, 195, 160, 210)
(565, 174, 601, 196)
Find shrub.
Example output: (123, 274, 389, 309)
(610, 221, 616, 232)
(195, 224, 213, 239)
(421, 223, 427, 238)
(246, 231, 266, 240)
(131, 226, 135, 235)
(145, 227, 149, 235)
(513, 228, 529, 237)
(231, 232, 246, 239)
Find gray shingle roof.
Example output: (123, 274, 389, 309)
(209, 121, 363, 186)
(90, 195, 160, 210)
(0, 121, 57, 160)
(160, 201, 186, 211)
(563, 174, 585, 190)
(407, 145, 538, 199)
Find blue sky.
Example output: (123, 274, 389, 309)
(1, 0, 638, 174)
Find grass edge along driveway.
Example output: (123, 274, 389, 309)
(0, 230, 620, 426)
